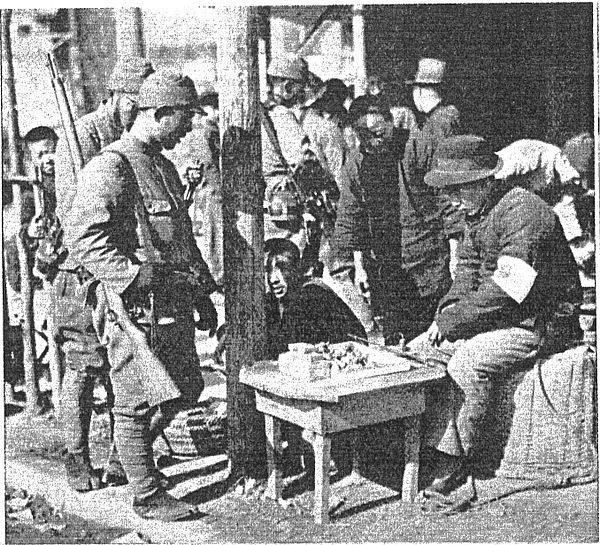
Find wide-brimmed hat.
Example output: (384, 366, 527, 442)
(137, 70, 205, 113)
(405, 58, 446, 86)
(425, 135, 503, 188)
(107, 56, 154, 94)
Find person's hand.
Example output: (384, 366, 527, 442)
(194, 295, 218, 336)
(427, 320, 445, 347)
(354, 265, 370, 302)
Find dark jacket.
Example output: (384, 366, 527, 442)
(266, 278, 366, 358)
(55, 100, 123, 222)
(436, 186, 581, 341)
(399, 104, 462, 298)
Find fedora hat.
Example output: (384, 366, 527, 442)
(425, 135, 503, 188)
(405, 58, 446, 86)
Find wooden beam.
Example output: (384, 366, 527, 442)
(2, 9, 43, 417)
(217, 6, 267, 481)
(352, 4, 367, 96)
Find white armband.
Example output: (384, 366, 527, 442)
(492, 255, 537, 304)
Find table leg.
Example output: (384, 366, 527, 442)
(402, 414, 421, 502)
(312, 433, 331, 524)
(264, 414, 282, 500)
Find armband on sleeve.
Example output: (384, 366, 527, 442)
(492, 255, 537, 304)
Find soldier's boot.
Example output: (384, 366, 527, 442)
(65, 452, 101, 492)
(132, 488, 204, 521)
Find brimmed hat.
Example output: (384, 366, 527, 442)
(107, 56, 154, 94)
(267, 56, 308, 82)
(425, 135, 503, 188)
(405, 58, 446, 86)
(137, 70, 204, 112)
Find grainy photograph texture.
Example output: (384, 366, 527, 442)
(2, 4, 598, 543)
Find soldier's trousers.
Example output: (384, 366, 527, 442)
(94, 290, 204, 500)
(55, 270, 114, 461)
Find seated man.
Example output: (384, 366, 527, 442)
(414, 135, 581, 496)
(265, 237, 366, 359)
(265, 238, 366, 476)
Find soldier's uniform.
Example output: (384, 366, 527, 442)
(64, 103, 216, 510)
(54, 56, 154, 490)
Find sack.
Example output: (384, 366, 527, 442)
(494, 346, 597, 484)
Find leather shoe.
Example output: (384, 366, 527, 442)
(132, 489, 204, 521)
(424, 452, 469, 496)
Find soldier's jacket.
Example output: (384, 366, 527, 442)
(55, 100, 123, 222)
(63, 132, 216, 298)
(261, 104, 346, 191)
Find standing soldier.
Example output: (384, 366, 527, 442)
(396, 57, 464, 341)
(54, 56, 154, 492)
(63, 70, 218, 521)
(262, 55, 342, 264)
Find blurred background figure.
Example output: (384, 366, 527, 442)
(166, 81, 224, 288)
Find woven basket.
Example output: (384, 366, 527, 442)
(161, 399, 227, 457)
(494, 345, 597, 484)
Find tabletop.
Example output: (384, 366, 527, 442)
(240, 360, 447, 403)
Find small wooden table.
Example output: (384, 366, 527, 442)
(240, 361, 446, 524)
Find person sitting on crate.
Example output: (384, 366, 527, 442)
(264, 237, 365, 477)
(410, 135, 581, 498)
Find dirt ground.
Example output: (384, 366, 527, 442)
(4, 386, 599, 544)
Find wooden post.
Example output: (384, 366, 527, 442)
(257, 7, 271, 103)
(2, 10, 43, 416)
(68, 9, 91, 116)
(217, 6, 267, 481)
(352, 4, 367, 97)
(115, 8, 144, 58)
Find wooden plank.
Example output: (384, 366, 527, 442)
(322, 388, 425, 434)
(264, 414, 283, 500)
(312, 433, 331, 524)
(402, 415, 421, 502)
(255, 392, 324, 433)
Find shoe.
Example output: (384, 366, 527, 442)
(132, 489, 204, 521)
(423, 452, 469, 496)
(65, 453, 100, 492)
(102, 461, 129, 487)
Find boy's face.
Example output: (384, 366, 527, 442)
(28, 138, 56, 177)
(446, 177, 491, 216)
(266, 253, 300, 300)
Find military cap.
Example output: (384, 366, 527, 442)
(405, 58, 447, 86)
(137, 70, 204, 112)
(107, 56, 154, 94)
(425, 135, 503, 188)
(267, 56, 307, 82)
(562, 132, 594, 177)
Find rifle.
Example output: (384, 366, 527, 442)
(46, 51, 158, 360)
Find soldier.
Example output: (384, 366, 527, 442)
(262, 55, 342, 264)
(54, 56, 154, 492)
(63, 70, 218, 521)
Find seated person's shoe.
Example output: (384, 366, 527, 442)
(65, 453, 100, 492)
(424, 451, 468, 496)
(132, 489, 204, 522)
(102, 460, 128, 487)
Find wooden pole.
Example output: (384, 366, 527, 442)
(217, 6, 267, 481)
(257, 7, 270, 103)
(115, 8, 144, 58)
(2, 10, 43, 416)
(352, 4, 367, 97)
(68, 9, 91, 116)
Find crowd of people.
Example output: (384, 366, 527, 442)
(3, 51, 595, 521)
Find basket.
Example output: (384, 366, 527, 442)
(161, 399, 227, 457)
(494, 345, 597, 484)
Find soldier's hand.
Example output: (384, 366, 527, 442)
(194, 296, 218, 336)
(132, 262, 173, 294)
